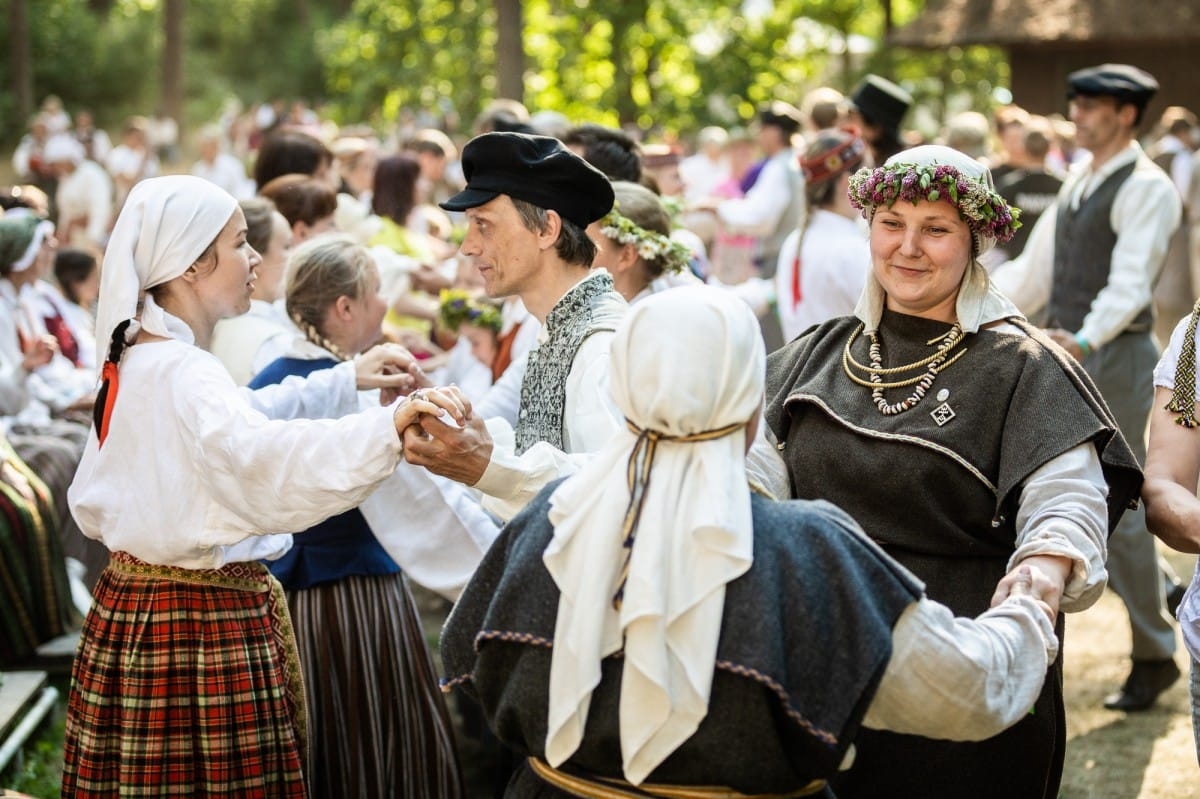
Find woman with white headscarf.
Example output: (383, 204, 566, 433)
(766, 145, 1142, 798)
(441, 285, 1064, 797)
(61, 175, 465, 798)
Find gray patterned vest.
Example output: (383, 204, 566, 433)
(515, 272, 622, 455)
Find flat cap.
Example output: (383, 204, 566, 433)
(1067, 63, 1158, 108)
(849, 75, 913, 137)
(440, 132, 613, 228)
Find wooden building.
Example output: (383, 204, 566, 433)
(889, 0, 1200, 126)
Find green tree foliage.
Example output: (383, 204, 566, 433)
(323, 0, 1008, 139)
(1, 0, 1009, 147)
(0, 0, 156, 142)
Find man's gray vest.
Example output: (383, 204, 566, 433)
(1047, 161, 1148, 333)
(515, 272, 620, 455)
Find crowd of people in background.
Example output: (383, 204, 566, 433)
(4, 61, 1200, 798)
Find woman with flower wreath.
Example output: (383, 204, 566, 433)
(587, 180, 698, 304)
(765, 145, 1142, 798)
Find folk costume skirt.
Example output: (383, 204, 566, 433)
(61, 552, 307, 798)
(287, 571, 464, 799)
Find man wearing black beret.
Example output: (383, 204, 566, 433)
(995, 63, 1183, 716)
(401, 131, 631, 520)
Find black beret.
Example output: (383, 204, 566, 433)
(440, 132, 614, 228)
(849, 75, 913, 136)
(1067, 63, 1158, 108)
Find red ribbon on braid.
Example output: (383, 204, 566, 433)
(93, 319, 133, 447)
(96, 361, 120, 446)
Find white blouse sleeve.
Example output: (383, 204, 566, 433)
(359, 466, 500, 601)
(1153, 313, 1194, 391)
(862, 596, 1058, 740)
(182, 362, 403, 533)
(241, 360, 360, 420)
(1009, 443, 1109, 612)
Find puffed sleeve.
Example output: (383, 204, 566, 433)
(180, 356, 404, 533)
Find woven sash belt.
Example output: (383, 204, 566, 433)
(527, 757, 827, 799)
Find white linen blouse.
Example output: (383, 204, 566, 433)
(68, 314, 404, 570)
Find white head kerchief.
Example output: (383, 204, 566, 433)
(543, 285, 763, 784)
(852, 144, 1022, 333)
(0, 213, 55, 274)
(96, 175, 238, 351)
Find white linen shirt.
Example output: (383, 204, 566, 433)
(774, 210, 870, 342)
(991, 141, 1182, 348)
(68, 328, 403, 569)
(473, 274, 789, 520)
(865, 595, 1058, 739)
(191, 152, 253, 200)
(716, 148, 795, 236)
(473, 300, 625, 521)
(56, 160, 113, 248)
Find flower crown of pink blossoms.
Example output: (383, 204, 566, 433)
(847, 161, 1021, 244)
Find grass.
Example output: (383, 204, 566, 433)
(0, 676, 68, 799)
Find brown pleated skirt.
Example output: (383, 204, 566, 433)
(287, 571, 464, 799)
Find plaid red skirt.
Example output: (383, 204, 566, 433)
(61, 552, 307, 798)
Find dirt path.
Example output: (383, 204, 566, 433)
(1061, 550, 1198, 798)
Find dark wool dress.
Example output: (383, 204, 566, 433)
(441, 482, 924, 798)
(766, 309, 1142, 799)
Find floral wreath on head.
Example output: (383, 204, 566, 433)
(847, 161, 1021, 244)
(438, 288, 502, 333)
(598, 204, 693, 274)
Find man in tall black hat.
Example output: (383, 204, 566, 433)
(995, 63, 1183, 713)
(847, 74, 913, 165)
(399, 131, 627, 521)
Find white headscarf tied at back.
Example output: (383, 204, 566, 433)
(96, 175, 238, 351)
(542, 285, 764, 784)
(852, 144, 1023, 333)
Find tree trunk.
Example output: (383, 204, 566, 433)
(162, 0, 185, 134)
(610, 0, 648, 127)
(10, 0, 33, 124)
(494, 0, 525, 103)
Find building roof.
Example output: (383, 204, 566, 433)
(890, 0, 1200, 48)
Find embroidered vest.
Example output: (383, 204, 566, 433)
(515, 272, 621, 455)
(1047, 161, 1147, 333)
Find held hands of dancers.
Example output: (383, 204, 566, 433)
(354, 342, 431, 401)
(401, 385, 495, 486)
(989, 554, 1072, 624)
(392, 384, 468, 435)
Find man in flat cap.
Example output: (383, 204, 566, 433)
(401, 131, 629, 520)
(995, 63, 1183, 712)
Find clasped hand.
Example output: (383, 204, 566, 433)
(989, 554, 1073, 624)
(354, 342, 432, 403)
(391, 384, 494, 486)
